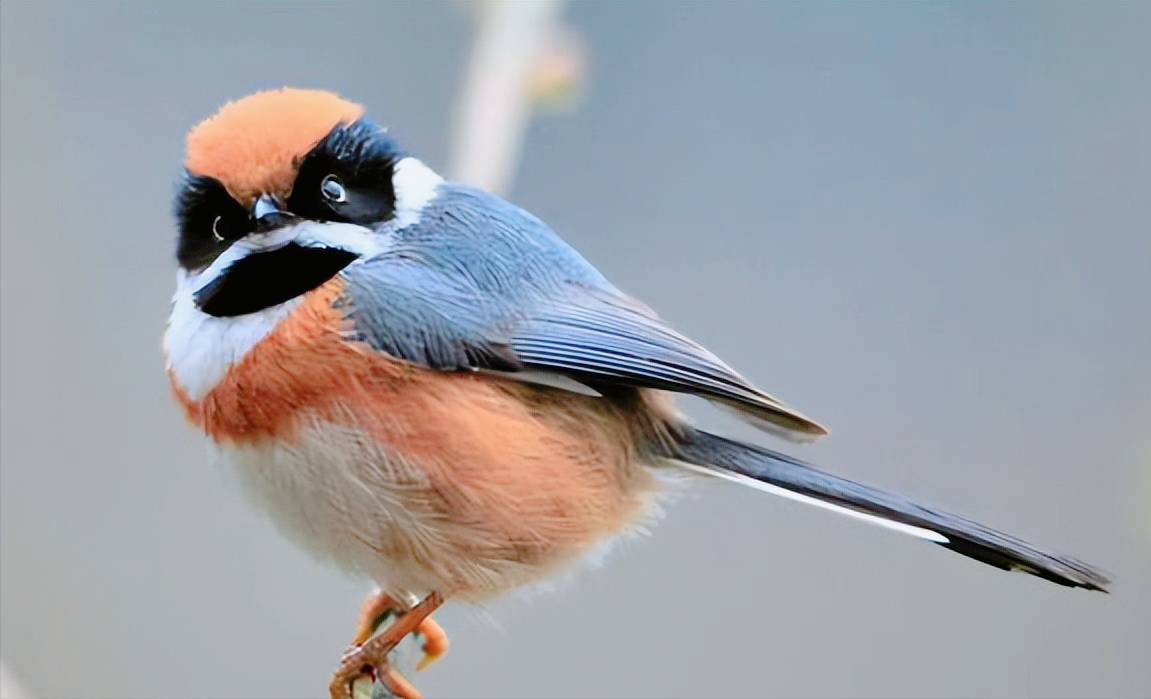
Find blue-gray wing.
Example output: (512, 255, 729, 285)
(340, 183, 827, 440)
(340, 260, 521, 372)
(514, 294, 827, 437)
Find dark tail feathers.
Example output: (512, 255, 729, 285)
(672, 429, 1109, 592)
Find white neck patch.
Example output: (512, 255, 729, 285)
(165, 269, 301, 401)
(392, 157, 444, 228)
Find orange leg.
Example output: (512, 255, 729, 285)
(330, 591, 446, 699)
(413, 613, 449, 672)
(351, 590, 401, 647)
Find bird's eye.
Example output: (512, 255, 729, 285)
(211, 213, 249, 242)
(321, 175, 348, 203)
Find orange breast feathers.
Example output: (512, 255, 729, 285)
(170, 279, 663, 580)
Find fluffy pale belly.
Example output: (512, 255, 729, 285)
(172, 280, 670, 600)
(219, 413, 662, 601)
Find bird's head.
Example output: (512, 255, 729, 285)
(165, 88, 444, 401)
(174, 87, 442, 317)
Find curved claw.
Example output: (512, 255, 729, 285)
(414, 615, 450, 671)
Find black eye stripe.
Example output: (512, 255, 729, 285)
(173, 119, 403, 272)
(287, 118, 403, 226)
(174, 173, 254, 269)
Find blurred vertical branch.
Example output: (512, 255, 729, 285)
(449, 0, 585, 195)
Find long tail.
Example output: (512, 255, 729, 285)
(671, 429, 1109, 592)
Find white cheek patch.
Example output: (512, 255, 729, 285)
(392, 157, 444, 228)
(291, 220, 393, 259)
(165, 269, 301, 400)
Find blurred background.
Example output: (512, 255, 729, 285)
(2, 2, 1149, 698)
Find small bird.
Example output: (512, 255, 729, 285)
(165, 88, 1109, 699)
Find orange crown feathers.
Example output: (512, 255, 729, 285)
(185, 88, 365, 206)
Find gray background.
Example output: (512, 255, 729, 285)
(2, 2, 1149, 698)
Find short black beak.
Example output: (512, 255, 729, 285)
(251, 195, 295, 233)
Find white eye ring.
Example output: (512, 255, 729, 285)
(212, 215, 225, 242)
(321, 174, 348, 203)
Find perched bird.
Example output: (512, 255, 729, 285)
(165, 88, 1109, 699)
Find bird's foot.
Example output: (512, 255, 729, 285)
(329, 591, 446, 699)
